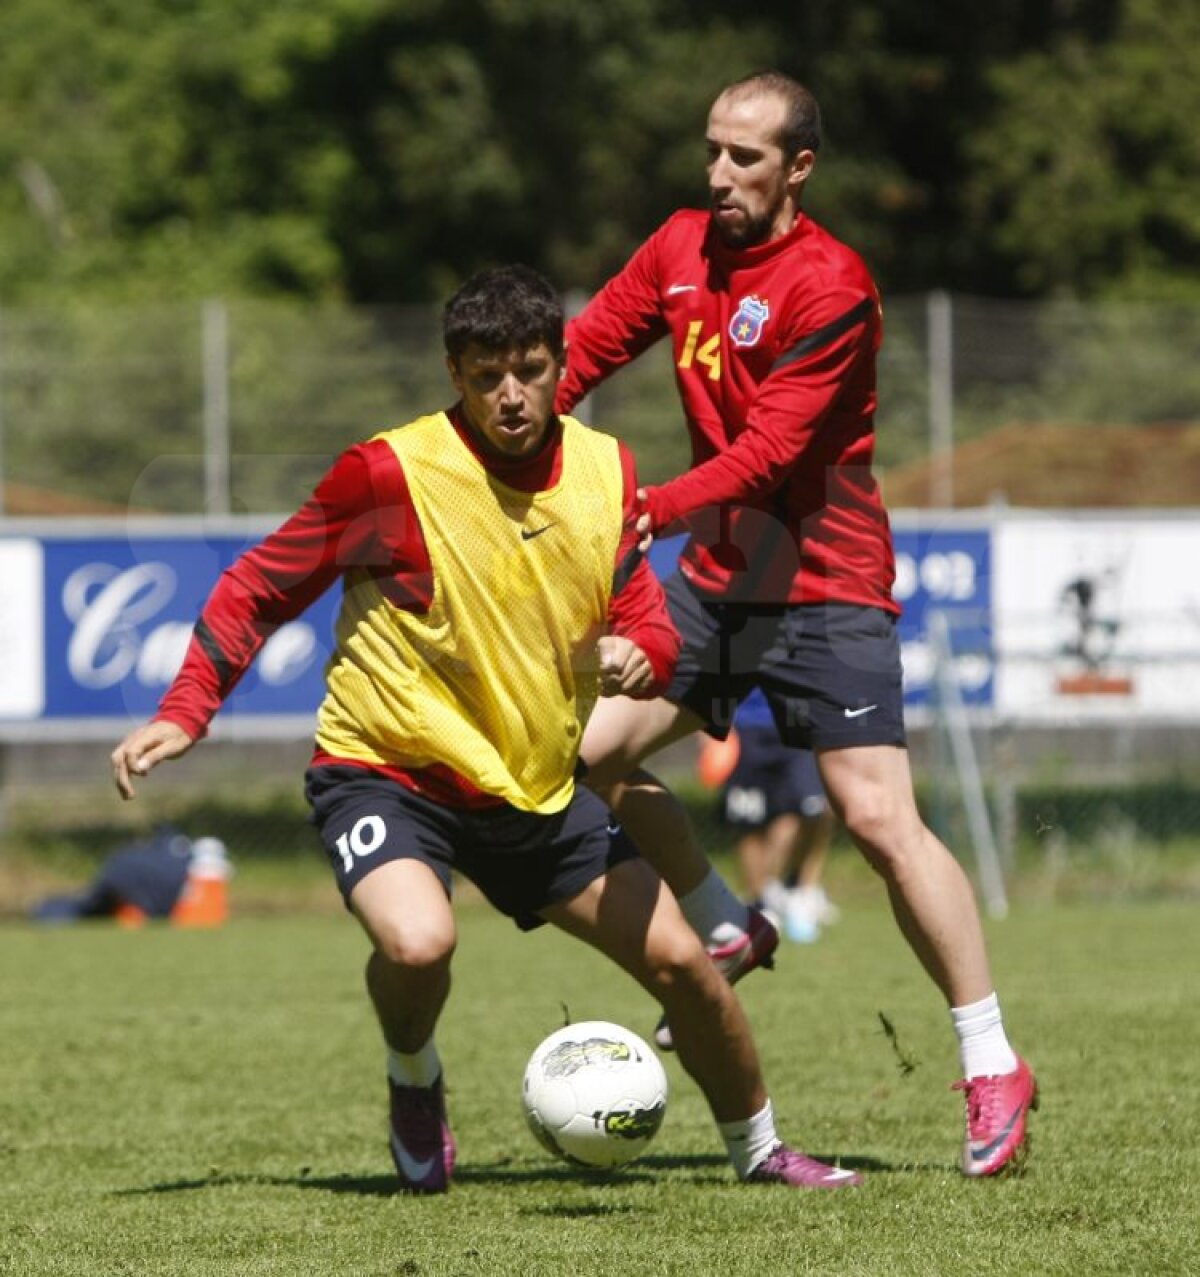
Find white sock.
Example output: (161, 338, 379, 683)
(719, 1099, 780, 1180)
(950, 993, 1019, 1078)
(678, 867, 749, 948)
(386, 1039, 442, 1089)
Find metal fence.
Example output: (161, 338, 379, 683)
(2, 292, 1198, 898)
(2, 293, 1198, 515)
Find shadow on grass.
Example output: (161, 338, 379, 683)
(118, 1150, 905, 1201)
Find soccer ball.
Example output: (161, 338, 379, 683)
(521, 1020, 669, 1169)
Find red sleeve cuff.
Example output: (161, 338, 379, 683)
(642, 485, 677, 533)
(152, 709, 208, 742)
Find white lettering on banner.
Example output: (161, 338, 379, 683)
(894, 551, 977, 602)
(65, 563, 178, 689)
(893, 553, 917, 601)
(901, 641, 992, 694)
(258, 623, 318, 686)
(137, 621, 194, 685)
(922, 550, 977, 601)
(63, 562, 320, 691)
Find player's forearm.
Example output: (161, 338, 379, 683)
(606, 563, 680, 695)
(152, 570, 277, 739)
(645, 333, 868, 527)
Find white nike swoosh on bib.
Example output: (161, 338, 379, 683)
(667, 284, 698, 295)
(843, 704, 879, 718)
(390, 1132, 435, 1182)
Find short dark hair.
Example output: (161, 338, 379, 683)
(443, 265, 565, 361)
(720, 71, 822, 156)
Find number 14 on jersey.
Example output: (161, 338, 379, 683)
(677, 321, 722, 380)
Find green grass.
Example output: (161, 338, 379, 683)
(1, 892, 1197, 1276)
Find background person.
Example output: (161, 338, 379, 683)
(110, 265, 861, 1193)
(718, 688, 838, 946)
(31, 824, 193, 925)
(556, 70, 1036, 1177)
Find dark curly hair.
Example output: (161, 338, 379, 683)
(443, 265, 565, 361)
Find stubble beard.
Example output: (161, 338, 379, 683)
(711, 204, 777, 250)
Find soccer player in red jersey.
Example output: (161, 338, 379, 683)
(557, 72, 1037, 1177)
(110, 265, 862, 1193)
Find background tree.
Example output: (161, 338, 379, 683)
(963, 0, 1200, 299)
(0, 0, 1196, 305)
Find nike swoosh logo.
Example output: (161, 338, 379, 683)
(823, 1167, 860, 1181)
(521, 523, 556, 541)
(667, 284, 697, 295)
(969, 1105, 1023, 1163)
(843, 704, 878, 718)
(390, 1131, 436, 1183)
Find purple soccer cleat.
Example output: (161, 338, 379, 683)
(747, 1143, 862, 1189)
(388, 1073, 456, 1193)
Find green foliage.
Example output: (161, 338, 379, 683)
(1, 0, 1197, 305)
(964, 0, 1200, 299)
(1017, 775, 1200, 847)
(0, 0, 1196, 510)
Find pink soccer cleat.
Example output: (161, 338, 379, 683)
(654, 906, 780, 1050)
(707, 905, 781, 983)
(953, 1056, 1039, 1177)
(746, 1143, 862, 1189)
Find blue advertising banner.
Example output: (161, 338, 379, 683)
(648, 525, 994, 710)
(1, 519, 992, 735)
(30, 532, 338, 726)
(891, 525, 993, 709)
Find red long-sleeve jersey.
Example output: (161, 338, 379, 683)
(557, 208, 898, 612)
(156, 409, 679, 808)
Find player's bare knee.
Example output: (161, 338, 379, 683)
(370, 918, 455, 972)
(645, 928, 717, 1004)
(843, 798, 928, 877)
(580, 752, 640, 797)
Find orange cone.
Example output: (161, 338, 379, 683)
(697, 728, 741, 789)
(114, 901, 149, 928)
(171, 837, 232, 928)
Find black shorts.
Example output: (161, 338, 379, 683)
(662, 572, 906, 751)
(722, 729, 828, 830)
(305, 766, 638, 930)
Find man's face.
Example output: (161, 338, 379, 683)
(447, 341, 562, 460)
(706, 91, 811, 248)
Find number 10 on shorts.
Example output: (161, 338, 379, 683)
(335, 814, 387, 872)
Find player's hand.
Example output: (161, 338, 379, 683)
(635, 488, 653, 548)
(636, 486, 667, 537)
(633, 488, 653, 552)
(596, 636, 655, 697)
(110, 720, 196, 801)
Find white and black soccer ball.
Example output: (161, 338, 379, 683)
(522, 1020, 669, 1169)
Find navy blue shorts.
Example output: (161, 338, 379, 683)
(662, 572, 906, 751)
(304, 766, 638, 930)
(722, 729, 828, 830)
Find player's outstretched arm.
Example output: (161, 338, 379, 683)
(110, 720, 196, 801)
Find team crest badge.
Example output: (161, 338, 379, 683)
(729, 295, 770, 349)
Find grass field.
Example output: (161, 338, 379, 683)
(1, 881, 1198, 1276)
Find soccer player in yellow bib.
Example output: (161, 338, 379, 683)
(110, 266, 861, 1192)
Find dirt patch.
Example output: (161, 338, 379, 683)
(880, 421, 1200, 508)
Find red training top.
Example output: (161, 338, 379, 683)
(558, 208, 898, 612)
